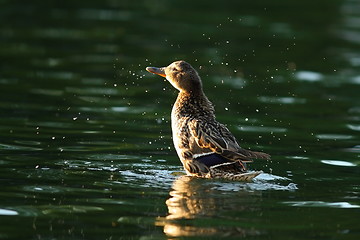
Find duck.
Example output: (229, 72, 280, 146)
(146, 60, 270, 181)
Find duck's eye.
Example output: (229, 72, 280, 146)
(173, 68, 179, 72)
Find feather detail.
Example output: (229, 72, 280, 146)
(189, 119, 270, 162)
(194, 153, 231, 167)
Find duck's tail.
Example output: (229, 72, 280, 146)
(237, 149, 271, 160)
(208, 162, 263, 181)
(220, 149, 271, 164)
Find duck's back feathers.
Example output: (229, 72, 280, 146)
(188, 118, 270, 163)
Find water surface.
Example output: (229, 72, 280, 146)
(1, 0, 359, 239)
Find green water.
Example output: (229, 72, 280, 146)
(1, 0, 359, 239)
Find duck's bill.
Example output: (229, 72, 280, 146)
(146, 67, 166, 77)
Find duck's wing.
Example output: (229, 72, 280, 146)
(188, 119, 270, 162)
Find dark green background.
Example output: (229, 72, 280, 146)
(0, 0, 359, 239)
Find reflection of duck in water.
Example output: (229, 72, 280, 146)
(156, 176, 262, 237)
(146, 61, 270, 181)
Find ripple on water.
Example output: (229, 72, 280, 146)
(0, 209, 18, 216)
(13, 140, 42, 146)
(258, 96, 306, 104)
(30, 121, 75, 129)
(343, 145, 360, 153)
(0, 207, 40, 217)
(110, 106, 152, 114)
(350, 76, 360, 84)
(347, 124, 360, 131)
(284, 201, 360, 208)
(294, 71, 324, 82)
(77, 9, 132, 21)
(286, 156, 309, 160)
(57, 145, 93, 152)
(212, 76, 246, 89)
(30, 88, 64, 96)
(209, 173, 297, 192)
(22, 185, 63, 193)
(33, 70, 77, 80)
(120, 163, 297, 192)
(120, 165, 179, 189)
(316, 134, 354, 140)
(66, 87, 118, 95)
(77, 106, 151, 114)
(41, 205, 104, 215)
(321, 160, 357, 167)
(237, 125, 287, 133)
(61, 159, 113, 171)
(81, 153, 140, 161)
(4, 205, 105, 217)
(349, 106, 360, 114)
(58, 155, 144, 172)
(0, 143, 42, 151)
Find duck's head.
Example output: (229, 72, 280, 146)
(146, 60, 203, 94)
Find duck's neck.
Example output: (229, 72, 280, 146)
(173, 90, 215, 117)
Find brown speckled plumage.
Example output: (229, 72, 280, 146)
(146, 60, 270, 181)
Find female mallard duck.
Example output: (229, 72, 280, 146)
(146, 60, 270, 181)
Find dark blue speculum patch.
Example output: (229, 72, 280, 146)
(195, 153, 232, 167)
